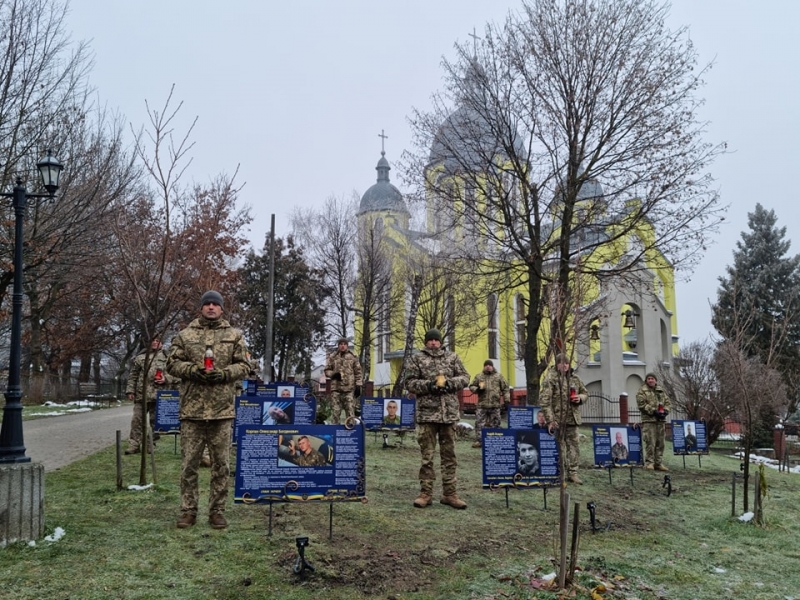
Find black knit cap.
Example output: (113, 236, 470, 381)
(200, 290, 224, 309)
(484, 360, 494, 367)
(424, 328, 442, 342)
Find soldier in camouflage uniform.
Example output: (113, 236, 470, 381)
(287, 435, 328, 466)
(124, 337, 177, 454)
(405, 328, 470, 510)
(468, 359, 509, 448)
(167, 291, 250, 530)
(324, 337, 363, 424)
(636, 372, 672, 471)
(540, 353, 588, 484)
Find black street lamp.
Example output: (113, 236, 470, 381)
(0, 151, 63, 463)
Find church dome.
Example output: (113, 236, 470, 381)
(429, 59, 525, 173)
(577, 177, 604, 200)
(358, 152, 408, 215)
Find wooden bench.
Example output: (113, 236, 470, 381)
(73, 382, 116, 407)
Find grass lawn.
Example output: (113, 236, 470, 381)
(1, 426, 798, 599)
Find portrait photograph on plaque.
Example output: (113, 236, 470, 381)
(672, 419, 707, 455)
(360, 397, 416, 430)
(507, 405, 547, 430)
(233, 394, 317, 444)
(592, 425, 642, 467)
(154, 389, 180, 434)
(262, 401, 294, 425)
(234, 424, 366, 503)
(481, 428, 560, 488)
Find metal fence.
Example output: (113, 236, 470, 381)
(580, 392, 642, 424)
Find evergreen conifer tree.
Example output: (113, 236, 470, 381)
(712, 203, 800, 430)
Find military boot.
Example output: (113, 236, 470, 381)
(413, 480, 434, 508)
(441, 480, 467, 509)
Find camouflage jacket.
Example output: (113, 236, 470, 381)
(405, 346, 469, 424)
(125, 349, 179, 402)
(166, 317, 250, 421)
(324, 350, 362, 393)
(636, 383, 672, 423)
(294, 448, 327, 467)
(539, 367, 587, 427)
(468, 370, 510, 409)
(611, 442, 629, 460)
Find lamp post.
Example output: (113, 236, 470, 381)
(0, 150, 63, 463)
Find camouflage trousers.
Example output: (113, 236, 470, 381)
(180, 419, 232, 516)
(560, 425, 580, 476)
(642, 421, 666, 467)
(417, 422, 458, 495)
(127, 400, 156, 451)
(329, 390, 355, 424)
(475, 407, 501, 440)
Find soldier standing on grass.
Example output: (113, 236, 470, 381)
(540, 353, 588, 484)
(167, 290, 250, 530)
(468, 359, 509, 448)
(637, 372, 672, 471)
(324, 337, 363, 424)
(124, 337, 177, 455)
(405, 328, 470, 510)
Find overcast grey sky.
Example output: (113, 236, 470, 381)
(66, 0, 800, 346)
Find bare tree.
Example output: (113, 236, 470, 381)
(402, 0, 725, 407)
(0, 0, 92, 195)
(290, 192, 358, 342)
(113, 88, 251, 483)
(353, 214, 393, 383)
(656, 340, 728, 444)
(713, 339, 787, 515)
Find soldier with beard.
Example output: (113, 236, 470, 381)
(405, 328, 470, 510)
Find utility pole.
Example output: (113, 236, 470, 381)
(263, 214, 275, 382)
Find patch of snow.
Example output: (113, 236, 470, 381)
(738, 512, 754, 522)
(127, 483, 154, 491)
(541, 572, 557, 581)
(44, 527, 65, 542)
(713, 567, 726, 573)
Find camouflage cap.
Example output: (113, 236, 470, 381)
(645, 372, 658, 381)
(336, 337, 349, 345)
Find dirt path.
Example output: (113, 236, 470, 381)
(23, 404, 132, 472)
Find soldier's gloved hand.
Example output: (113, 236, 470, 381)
(330, 372, 342, 381)
(427, 381, 441, 395)
(206, 369, 227, 383)
(444, 380, 456, 393)
(354, 386, 362, 398)
(189, 365, 209, 382)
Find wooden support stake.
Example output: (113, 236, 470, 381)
(115, 430, 123, 491)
